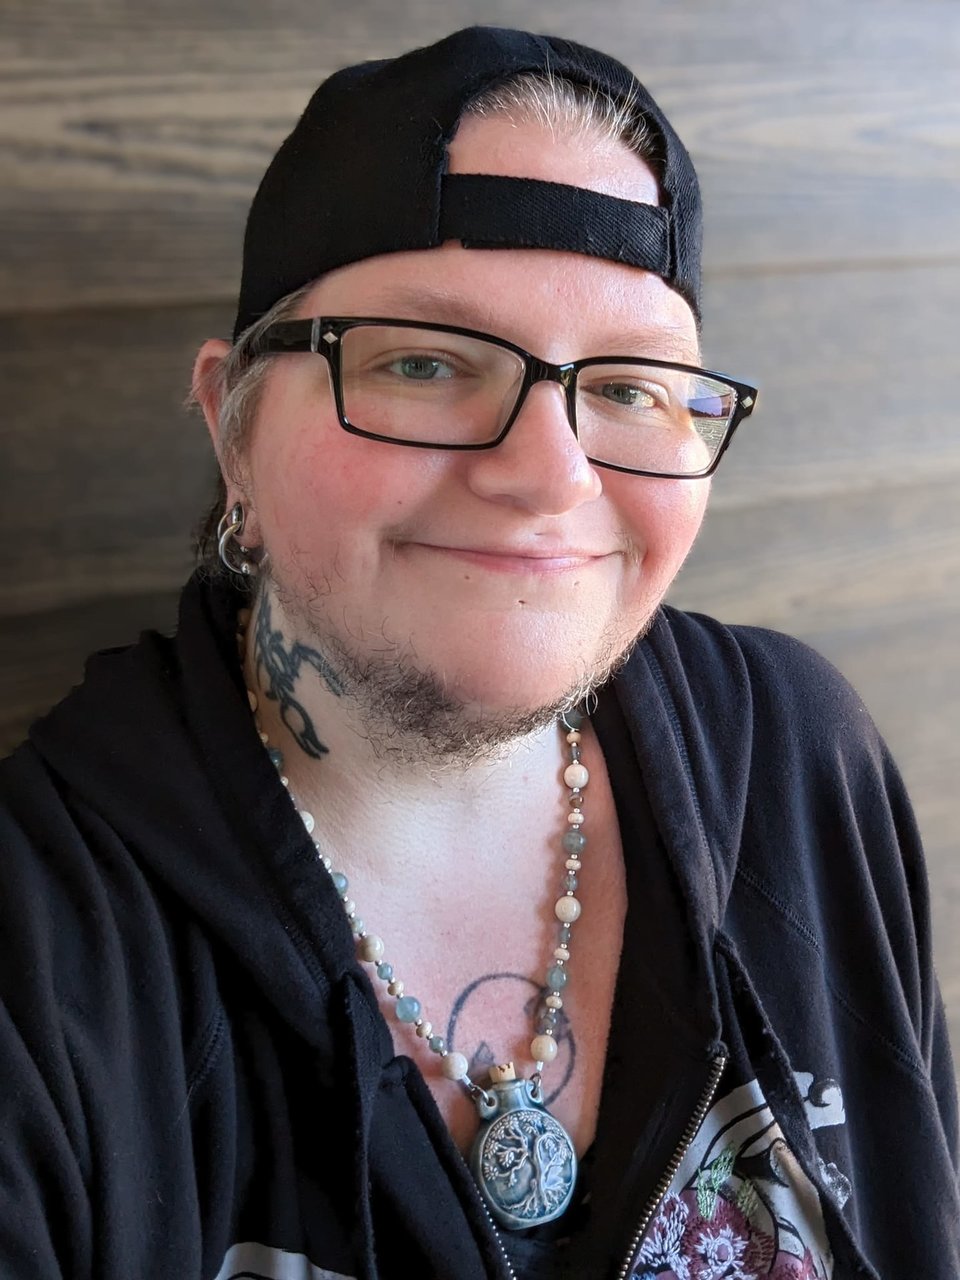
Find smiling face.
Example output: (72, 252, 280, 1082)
(210, 113, 709, 739)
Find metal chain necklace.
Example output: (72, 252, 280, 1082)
(240, 615, 590, 1230)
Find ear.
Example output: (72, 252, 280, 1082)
(192, 338, 263, 551)
(192, 338, 232, 455)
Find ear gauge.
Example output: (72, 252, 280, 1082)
(216, 503, 259, 577)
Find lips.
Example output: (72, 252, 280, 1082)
(406, 542, 613, 574)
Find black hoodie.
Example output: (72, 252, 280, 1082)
(0, 574, 957, 1278)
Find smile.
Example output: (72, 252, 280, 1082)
(405, 543, 613, 576)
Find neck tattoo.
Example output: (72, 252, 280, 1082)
(239, 609, 590, 1230)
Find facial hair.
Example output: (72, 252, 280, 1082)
(261, 565, 645, 772)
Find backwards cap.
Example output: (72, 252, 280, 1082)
(234, 25, 702, 340)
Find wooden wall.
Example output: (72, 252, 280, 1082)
(2, 2, 958, 1074)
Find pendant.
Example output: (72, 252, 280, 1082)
(469, 1067, 578, 1230)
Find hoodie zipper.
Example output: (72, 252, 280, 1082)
(614, 1050, 728, 1280)
(479, 1197, 518, 1280)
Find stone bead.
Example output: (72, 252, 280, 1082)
(387, 979, 404, 997)
(567, 811, 585, 826)
(559, 925, 573, 943)
(416, 1021, 433, 1039)
(342, 898, 356, 918)
(531, 1035, 559, 1064)
(247, 690, 258, 712)
(564, 762, 589, 790)
(376, 962, 394, 982)
(563, 709, 584, 729)
(545, 995, 563, 1010)
(565, 730, 582, 744)
(321, 855, 333, 870)
(565, 859, 582, 871)
(441, 1051, 469, 1081)
(351, 917, 364, 935)
(554, 946, 571, 961)
(279, 775, 290, 788)
(299, 809, 316, 834)
(568, 792, 583, 806)
(396, 996, 421, 1023)
(562, 830, 586, 855)
(258, 730, 269, 745)
(331, 872, 348, 894)
(267, 748, 284, 769)
(555, 895, 582, 923)
(564, 874, 579, 892)
(428, 1035, 446, 1054)
(545, 964, 568, 991)
(359, 935, 384, 963)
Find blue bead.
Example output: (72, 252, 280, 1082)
(562, 830, 586, 855)
(395, 996, 421, 1023)
(546, 964, 568, 991)
(268, 747, 284, 769)
(376, 962, 394, 982)
(428, 1035, 446, 1054)
(563, 709, 584, 729)
(331, 872, 348, 894)
(564, 874, 579, 891)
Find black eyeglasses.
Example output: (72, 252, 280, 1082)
(249, 317, 757, 479)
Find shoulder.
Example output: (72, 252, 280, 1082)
(649, 604, 880, 761)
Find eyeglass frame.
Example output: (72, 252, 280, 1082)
(248, 316, 758, 479)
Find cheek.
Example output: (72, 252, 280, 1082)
(612, 474, 709, 560)
(250, 414, 450, 554)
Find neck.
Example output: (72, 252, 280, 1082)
(240, 585, 575, 877)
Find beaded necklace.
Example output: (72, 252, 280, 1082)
(241, 620, 590, 1230)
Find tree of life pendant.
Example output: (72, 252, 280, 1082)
(470, 1069, 578, 1230)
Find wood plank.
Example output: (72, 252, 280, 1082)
(1, 1, 957, 311)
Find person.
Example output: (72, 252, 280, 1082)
(0, 24, 956, 1280)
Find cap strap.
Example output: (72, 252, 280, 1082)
(439, 173, 671, 274)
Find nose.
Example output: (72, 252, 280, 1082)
(464, 378, 603, 515)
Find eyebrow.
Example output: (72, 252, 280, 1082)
(366, 284, 699, 362)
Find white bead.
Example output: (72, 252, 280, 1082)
(279, 775, 289, 788)
(299, 809, 315, 834)
(545, 995, 563, 1010)
(387, 979, 404, 997)
(564, 762, 589, 789)
(554, 946, 571, 961)
(564, 858, 582, 871)
(247, 690, 258, 712)
(321, 855, 332, 870)
(531, 1035, 558, 1063)
(441, 1051, 469, 1081)
(565, 730, 582, 744)
(416, 1021, 433, 1039)
(567, 811, 585, 826)
(259, 730, 269, 745)
(342, 899, 356, 917)
(359, 935, 384, 963)
(555, 896, 582, 923)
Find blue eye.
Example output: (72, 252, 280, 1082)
(391, 355, 454, 380)
(599, 381, 657, 408)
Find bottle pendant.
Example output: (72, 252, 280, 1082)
(469, 1073, 578, 1230)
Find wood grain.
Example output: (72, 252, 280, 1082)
(1, 1, 957, 311)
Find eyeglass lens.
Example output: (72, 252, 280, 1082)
(338, 325, 736, 475)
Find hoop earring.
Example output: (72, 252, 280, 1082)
(217, 503, 259, 578)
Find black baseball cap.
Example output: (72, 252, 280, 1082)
(233, 26, 702, 340)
